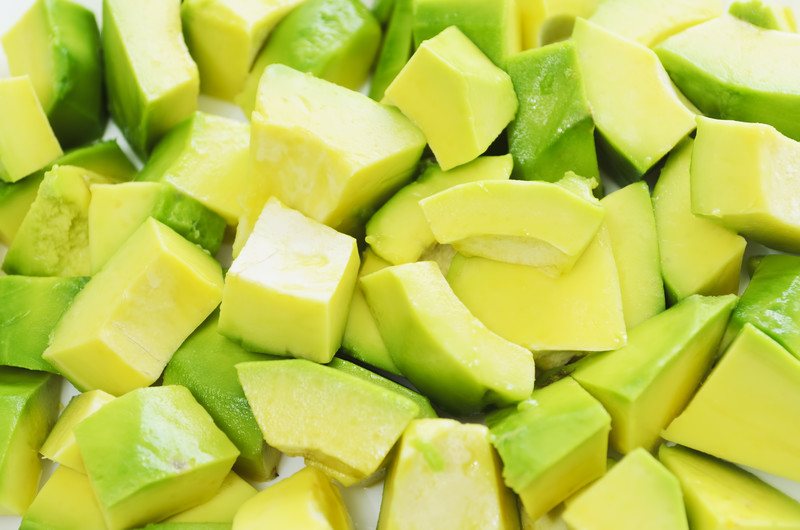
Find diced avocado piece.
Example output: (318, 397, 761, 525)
(19, 466, 107, 530)
(421, 179, 604, 274)
(103, 0, 199, 157)
(43, 218, 223, 395)
(692, 116, 800, 252)
(730, 0, 797, 30)
(653, 139, 746, 302)
(75, 385, 239, 529)
(518, 0, 599, 49)
(656, 15, 800, 141)
(238, 0, 381, 116)
(163, 315, 281, 482)
(220, 198, 359, 363)
(59, 140, 136, 182)
(384, 27, 517, 171)
(232, 467, 352, 530)
(362, 261, 535, 414)
(0, 276, 87, 372)
(589, 0, 724, 46)
(251, 64, 425, 232)
(600, 183, 664, 328)
(143, 525, 230, 530)
(664, 324, 800, 481)
(237, 359, 419, 486)
(412, 0, 520, 66)
(572, 294, 736, 453)
(366, 155, 511, 265)
(3, 165, 110, 277)
(1, 0, 105, 147)
(573, 18, 695, 182)
(563, 448, 688, 530)
(167, 472, 256, 524)
(487, 378, 610, 521)
(40, 389, 114, 472)
(88, 181, 226, 273)
(447, 227, 626, 354)
(369, 0, 413, 101)
(0, 176, 41, 245)
(137, 112, 251, 225)
(0, 368, 60, 515)
(0, 76, 63, 183)
(659, 445, 800, 529)
(507, 42, 598, 184)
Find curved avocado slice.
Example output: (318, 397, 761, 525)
(369, 0, 413, 101)
(730, 0, 797, 30)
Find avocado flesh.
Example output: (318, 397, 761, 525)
(166, 472, 256, 524)
(730, 0, 797, 30)
(518, 0, 599, 49)
(19, 466, 107, 530)
(369, 0, 413, 101)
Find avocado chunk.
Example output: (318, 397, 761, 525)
(659, 445, 800, 529)
(600, 182, 664, 328)
(384, 26, 517, 171)
(137, 112, 252, 225)
(43, 218, 224, 395)
(143, 525, 230, 530)
(103, 0, 199, 156)
(220, 198, 359, 363)
(232, 467, 352, 530)
(692, 116, 800, 252)
(74, 385, 239, 529)
(487, 378, 610, 521)
(656, 15, 800, 141)
(730, 0, 797, 30)
(573, 18, 695, 182)
(163, 315, 281, 482)
(572, 294, 736, 454)
(362, 261, 535, 414)
(251, 64, 425, 232)
(522, 505, 568, 530)
(507, 42, 598, 184)
(653, 139, 746, 302)
(664, 324, 800, 482)
(237, 359, 419, 485)
(518, 0, 598, 48)
(19, 466, 107, 530)
(0, 76, 63, 183)
(563, 448, 689, 530)
(2, 0, 105, 147)
(238, 0, 381, 115)
(167, 473, 256, 524)
(0, 275, 86, 372)
(369, 0, 413, 101)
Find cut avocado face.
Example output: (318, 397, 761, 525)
(1, 0, 106, 148)
(518, 0, 599, 49)
(369, 0, 413, 101)
(378, 419, 519, 530)
(19, 466, 107, 530)
(74, 385, 239, 530)
(167, 472, 256, 524)
(43, 218, 224, 396)
(563, 448, 689, 530)
(664, 324, 800, 482)
(487, 378, 610, 521)
(572, 294, 736, 454)
(730, 0, 797, 30)
(384, 26, 517, 171)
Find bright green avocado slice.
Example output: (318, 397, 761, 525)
(729, 0, 797, 30)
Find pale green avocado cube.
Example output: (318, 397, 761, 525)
(19, 466, 107, 530)
(518, 0, 598, 49)
(167, 472, 256, 524)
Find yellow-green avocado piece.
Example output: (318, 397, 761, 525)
(19, 466, 107, 530)
(167, 472, 256, 524)
(729, 0, 797, 31)
(517, 0, 599, 49)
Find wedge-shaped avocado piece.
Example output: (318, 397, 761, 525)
(103, 0, 199, 156)
(730, 0, 797, 30)
(379, 418, 519, 530)
(0, 276, 86, 372)
(373, 0, 395, 22)
(238, 0, 381, 115)
(601, 182, 664, 328)
(369, 0, 413, 101)
(518, 0, 598, 48)
(19, 466, 107, 530)
(40, 389, 114, 472)
(0, 177, 42, 245)
(573, 18, 695, 182)
(2, 0, 105, 147)
(232, 467, 352, 530)
(0, 76, 63, 183)
(487, 378, 610, 521)
(163, 315, 281, 482)
(238, 359, 419, 485)
(507, 42, 598, 184)
(563, 448, 688, 530)
(220, 198, 359, 363)
(572, 294, 736, 454)
(447, 227, 626, 353)
(43, 218, 224, 395)
(692, 117, 800, 252)
(362, 261, 535, 413)
(656, 15, 800, 141)
(664, 324, 800, 481)
(384, 27, 517, 171)
(167, 472, 256, 524)
(75, 386, 239, 529)
(421, 179, 604, 273)
(137, 112, 252, 225)
(251, 64, 425, 232)
(653, 140, 746, 302)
